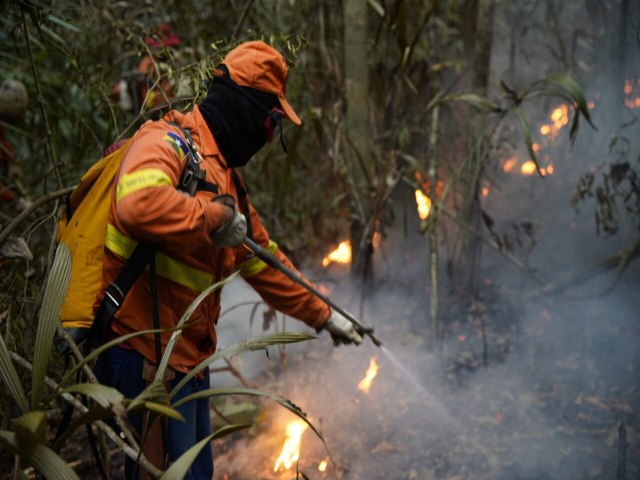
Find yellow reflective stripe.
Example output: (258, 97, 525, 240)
(105, 224, 212, 292)
(155, 253, 213, 293)
(240, 240, 278, 278)
(105, 224, 138, 258)
(116, 168, 173, 202)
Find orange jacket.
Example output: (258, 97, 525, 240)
(97, 106, 329, 373)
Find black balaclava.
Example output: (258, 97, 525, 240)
(198, 70, 279, 168)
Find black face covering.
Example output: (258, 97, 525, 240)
(198, 76, 279, 168)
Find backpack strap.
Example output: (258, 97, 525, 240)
(91, 122, 203, 347)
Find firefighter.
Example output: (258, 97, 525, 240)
(0, 79, 30, 211)
(112, 24, 183, 117)
(97, 40, 362, 479)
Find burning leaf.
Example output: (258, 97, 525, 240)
(358, 356, 379, 394)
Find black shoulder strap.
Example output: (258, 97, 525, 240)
(91, 122, 204, 345)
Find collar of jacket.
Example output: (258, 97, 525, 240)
(163, 105, 228, 168)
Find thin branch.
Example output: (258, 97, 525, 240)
(0, 186, 75, 247)
(20, 10, 63, 189)
(232, 0, 255, 39)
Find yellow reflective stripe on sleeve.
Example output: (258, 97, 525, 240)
(116, 168, 173, 202)
(240, 240, 278, 278)
(105, 224, 213, 292)
(155, 253, 213, 293)
(105, 224, 138, 259)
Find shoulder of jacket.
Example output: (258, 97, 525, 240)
(133, 120, 190, 160)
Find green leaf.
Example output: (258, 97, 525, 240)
(438, 93, 500, 112)
(46, 15, 82, 33)
(139, 402, 185, 422)
(366, 0, 385, 17)
(159, 433, 216, 480)
(0, 333, 29, 414)
(28, 443, 81, 480)
(169, 332, 316, 398)
(0, 431, 80, 479)
(63, 383, 124, 409)
(211, 423, 252, 440)
(11, 411, 47, 451)
(155, 272, 240, 383)
(512, 107, 543, 177)
(32, 244, 72, 408)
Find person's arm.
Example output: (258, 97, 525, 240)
(115, 127, 232, 248)
(236, 203, 362, 344)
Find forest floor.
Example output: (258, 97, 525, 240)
(210, 264, 640, 480)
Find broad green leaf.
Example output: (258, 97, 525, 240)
(28, 443, 81, 480)
(138, 402, 185, 422)
(512, 107, 543, 177)
(127, 381, 171, 411)
(155, 272, 240, 382)
(533, 74, 595, 129)
(0, 430, 80, 479)
(169, 332, 316, 398)
(11, 411, 47, 451)
(32, 244, 72, 408)
(0, 333, 29, 413)
(63, 383, 124, 409)
(159, 432, 216, 480)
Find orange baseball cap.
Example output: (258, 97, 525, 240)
(220, 41, 301, 125)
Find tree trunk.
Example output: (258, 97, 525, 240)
(456, 0, 495, 297)
(343, 0, 371, 279)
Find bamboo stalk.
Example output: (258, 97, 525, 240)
(428, 105, 440, 341)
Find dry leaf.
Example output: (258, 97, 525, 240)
(371, 440, 396, 454)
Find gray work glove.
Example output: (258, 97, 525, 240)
(320, 309, 363, 346)
(210, 195, 247, 248)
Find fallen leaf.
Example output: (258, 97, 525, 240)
(371, 440, 396, 454)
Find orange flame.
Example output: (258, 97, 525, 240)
(318, 458, 329, 472)
(503, 155, 518, 172)
(322, 240, 351, 267)
(481, 186, 490, 197)
(520, 160, 537, 175)
(358, 356, 379, 394)
(414, 190, 432, 220)
(273, 420, 308, 472)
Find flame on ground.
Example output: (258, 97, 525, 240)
(318, 458, 329, 472)
(322, 240, 351, 267)
(273, 420, 309, 472)
(503, 155, 518, 172)
(415, 189, 432, 220)
(358, 356, 379, 394)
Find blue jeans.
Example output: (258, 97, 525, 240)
(97, 346, 214, 479)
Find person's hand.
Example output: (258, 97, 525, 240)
(210, 195, 247, 248)
(321, 309, 363, 346)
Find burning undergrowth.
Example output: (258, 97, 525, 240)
(212, 264, 638, 479)
(211, 82, 639, 478)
